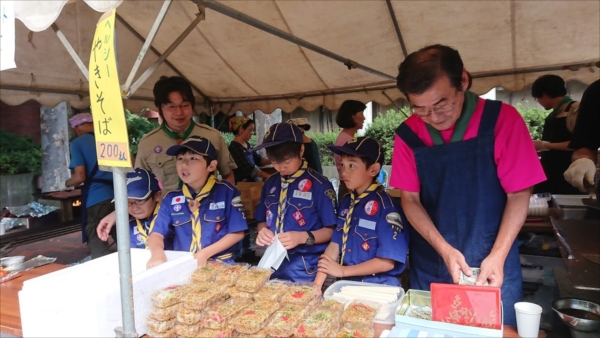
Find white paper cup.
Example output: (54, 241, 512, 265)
(515, 302, 543, 338)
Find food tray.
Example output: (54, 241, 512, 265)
(341, 300, 380, 326)
(151, 285, 188, 308)
(265, 308, 304, 337)
(324, 280, 403, 324)
(235, 267, 272, 293)
(335, 323, 374, 338)
(146, 318, 176, 333)
(147, 327, 176, 338)
(295, 309, 338, 337)
(190, 261, 223, 283)
(213, 263, 250, 286)
(176, 306, 204, 325)
(227, 286, 254, 299)
(395, 289, 504, 337)
(174, 323, 202, 337)
(202, 298, 252, 329)
(253, 279, 290, 301)
(196, 328, 234, 338)
(181, 285, 222, 310)
(148, 303, 179, 321)
(280, 283, 318, 304)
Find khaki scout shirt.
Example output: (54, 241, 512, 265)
(135, 122, 237, 192)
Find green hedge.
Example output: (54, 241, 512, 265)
(515, 102, 549, 140)
(307, 131, 338, 166)
(0, 129, 42, 175)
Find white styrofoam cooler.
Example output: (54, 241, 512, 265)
(19, 249, 196, 337)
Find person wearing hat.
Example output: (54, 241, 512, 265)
(146, 136, 247, 268)
(136, 76, 236, 191)
(96, 168, 173, 250)
(287, 118, 323, 174)
(253, 123, 337, 282)
(228, 117, 271, 182)
(61, 112, 115, 260)
(314, 137, 409, 289)
(391, 45, 545, 325)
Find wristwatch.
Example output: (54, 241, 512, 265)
(305, 231, 315, 246)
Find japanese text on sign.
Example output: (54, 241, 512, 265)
(88, 9, 131, 167)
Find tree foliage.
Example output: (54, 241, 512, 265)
(126, 110, 159, 155)
(0, 129, 42, 175)
(515, 102, 549, 140)
(364, 108, 410, 164)
(306, 131, 338, 166)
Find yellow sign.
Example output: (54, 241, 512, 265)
(88, 9, 131, 167)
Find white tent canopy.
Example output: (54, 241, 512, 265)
(1, 0, 599, 114)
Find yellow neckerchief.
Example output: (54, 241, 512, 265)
(182, 175, 217, 253)
(275, 161, 308, 234)
(340, 183, 381, 264)
(135, 202, 161, 248)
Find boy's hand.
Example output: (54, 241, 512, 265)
(278, 231, 305, 250)
(318, 254, 345, 278)
(194, 250, 208, 267)
(146, 251, 167, 269)
(97, 211, 116, 241)
(256, 227, 275, 246)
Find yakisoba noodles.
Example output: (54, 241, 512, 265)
(148, 302, 179, 321)
(176, 306, 203, 325)
(150, 284, 188, 308)
(320, 299, 345, 315)
(341, 300, 379, 326)
(296, 309, 337, 337)
(146, 327, 176, 338)
(265, 307, 305, 337)
(146, 317, 176, 333)
(253, 280, 290, 302)
(280, 284, 318, 304)
(235, 268, 272, 293)
(196, 328, 234, 338)
(335, 323, 375, 338)
(227, 286, 253, 300)
(182, 285, 222, 310)
(174, 323, 202, 337)
(213, 263, 250, 286)
(190, 261, 223, 283)
(202, 298, 252, 329)
(231, 301, 280, 334)
(236, 328, 268, 338)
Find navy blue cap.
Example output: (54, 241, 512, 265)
(328, 137, 384, 165)
(126, 168, 160, 200)
(252, 122, 303, 151)
(166, 135, 218, 161)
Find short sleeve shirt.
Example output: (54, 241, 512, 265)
(390, 98, 546, 193)
(129, 203, 174, 250)
(150, 181, 247, 257)
(331, 189, 409, 278)
(255, 168, 338, 255)
(569, 79, 600, 151)
(135, 122, 237, 192)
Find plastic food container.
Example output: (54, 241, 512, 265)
(280, 283, 318, 304)
(235, 267, 272, 293)
(341, 300, 381, 326)
(324, 280, 404, 324)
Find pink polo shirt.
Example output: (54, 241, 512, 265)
(390, 98, 546, 193)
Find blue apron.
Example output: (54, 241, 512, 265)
(396, 100, 522, 326)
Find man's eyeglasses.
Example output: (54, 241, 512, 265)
(411, 91, 459, 117)
(128, 197, 151, 207)
(162, 102, 192, 112)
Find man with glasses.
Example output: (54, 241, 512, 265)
(136, 76, 236, 191)
(390, 44, 546, 325)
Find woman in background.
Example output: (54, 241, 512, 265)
(228, 117, 270, 182)
(334, 100, 366, 200)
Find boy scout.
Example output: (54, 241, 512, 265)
(146, 136, 247, 268)
(254, 123, 338, 282)
(315, 137, 409, 288)
(96, 168, 173, 250)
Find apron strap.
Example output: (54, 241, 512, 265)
(395, 123, 426, 150)
(477, 100, 502, 138)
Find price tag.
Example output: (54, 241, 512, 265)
(88, 9, 131, 167)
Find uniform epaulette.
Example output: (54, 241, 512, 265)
(375, 189, 394, 209)
(139, 126, 162, 141)
(193, 121, 220, 133)
(264, 173, 280, 185)
(216, 180, 235, 191)
(162, 189, 183, 200)
(306, 168, 326, 184)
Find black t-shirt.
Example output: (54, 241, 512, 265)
(304, 139, 323, 174)
(569, 79, 600, 151)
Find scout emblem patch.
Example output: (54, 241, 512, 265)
(173, 204, 182, 212)
(270, 186, 277, 194)
(231, 196, 243, 208)
(154, 146, 162, 153)
(266, 209, 274, 227)
(298, 179, 312, 192)
(386, 212, 403, 231)
(171, 195, 185, 205)
(361, 241, 371, 251)
(364, 200, 379, 216)
(340, 208, 349, 217)
(292, 210, 306, 226)
(215, 223, 222, 232)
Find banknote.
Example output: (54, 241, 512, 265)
(459, 267, 489, 286)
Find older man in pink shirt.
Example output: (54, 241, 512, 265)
(390, 44, 545, 326)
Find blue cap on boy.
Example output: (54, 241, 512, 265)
(252, 122, 304, 151)
(126, 168, 160, 200)
(166, 135, 218, 161)
(327, 136, 385, 165)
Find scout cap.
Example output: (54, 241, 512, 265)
(68, 113, 93, 128)
(287, 118, 311, 131)
(252, 122, 303, 151)
(328, 136, 384, 166)
(126, 168, 160, 200)
(166, 135, 218, 161)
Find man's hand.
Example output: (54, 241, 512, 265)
(564, 158, 596, 192)
(533, 140, 549, 152)
(97, 211, 116, 241)
(146, 251, 167, 269)
(256, 227, 275, 246)
(278, 231, 305, 250)
(476, 252, 505, 287)
(317, 254, 345, 278)
(441, 245, 471, 284)
(194, 250, 208, 267)
(58, 180, 68, 191)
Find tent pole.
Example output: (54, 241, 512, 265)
(126, 8, 205, 98)
(51, 23, 89, 80)
(193, 0, 396, 82)
(385, 0, 408, 58)
(122, 0, 172, 95)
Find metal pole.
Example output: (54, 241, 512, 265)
(385, 0, 408, 58)
(112, 167, 137, 338)
(126, 10, 205, 98)
(122, 0, 172, 94)
(193, 0, 396, 82)
(51, 23, 89, 80)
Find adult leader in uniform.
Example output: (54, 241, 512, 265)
(136, 76, 236, 191)
(390, 44, 546, 325)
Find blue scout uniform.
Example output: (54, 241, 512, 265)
(150, 180, 248, 262)
(396, 99, 522, 325)
(255, 163, 338, 282)
(128, 203, 174, 250)
(331, 185, 409, 286)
